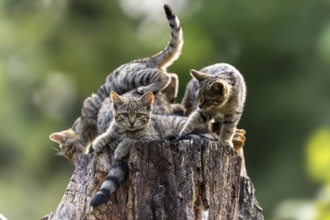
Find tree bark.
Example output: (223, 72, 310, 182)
(43, 139, 264, 220)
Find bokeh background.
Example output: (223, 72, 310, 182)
(1, 0, 330, 219)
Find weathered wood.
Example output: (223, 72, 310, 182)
(44, 139, 263, 220)
(238, 177, 264, 220)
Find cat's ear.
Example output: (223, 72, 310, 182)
(49, 132, 67, 144)
(110, 91, 121, 102)
(210, 81, 225, 95)
(49, 129, 76, 144)
(190, 69, 209, 82)
(140, 91, 154, 107)
(111, 91, 128, 108)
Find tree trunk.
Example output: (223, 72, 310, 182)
(43, 139, 264, 220)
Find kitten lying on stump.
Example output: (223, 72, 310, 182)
(90, 91, 221, 206)
(49, 4, 247, 208)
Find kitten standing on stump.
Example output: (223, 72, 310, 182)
(180, 63, 246, 148)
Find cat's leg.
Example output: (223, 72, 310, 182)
(171, 103, 186, 116)
(179, 109, 213, 136)
(92, 134, 109, 153)
(92, 132, 112, 153)
(161, 73, 178, 103)
(181, 80, 199, 116)
(114, 139, 132, 160)
(220, 114, 239, 148)
(137, 70, 171, 94)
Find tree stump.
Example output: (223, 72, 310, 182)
(43, 139, 263, 220)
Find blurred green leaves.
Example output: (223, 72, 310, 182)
(273, 129, 330, 219)
(306, 128, 330, 183)
(319, 22, 330, 63)
(316, 184, 330, 220)
(306, 129, 330, 220)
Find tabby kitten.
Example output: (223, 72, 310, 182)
(96, 84, 184, 135)
(49, 4, 183, 163)
(90, 91, 216, 206)
(180, 63, 246, 147)
(49, 118, 91, 164)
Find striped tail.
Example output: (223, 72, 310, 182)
(151, 4, 183, 69)
(90, 161, 128, 207)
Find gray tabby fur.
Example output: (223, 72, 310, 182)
(180, 63, 246, 147)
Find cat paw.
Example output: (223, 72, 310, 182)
(92, 140, 104, 153)
(137, 87, 148, 95)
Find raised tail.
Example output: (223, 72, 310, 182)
(90, 161, 128, 207)
(151, 4, 183, 70)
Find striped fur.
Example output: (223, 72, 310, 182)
(180, 63, 246, 147)
(90, 160, 128, 207)
(90, 92, 216, 207)
(49, 4, 183, 163)
(152, 4, 183, 69)
(83, 3, 183, 121)
(49, 118, 89, 165)
(103, 4, 182, 96)
(81, 3, 183, 139)
(96, 89, 183, 135)
(49, 86, 182, 164)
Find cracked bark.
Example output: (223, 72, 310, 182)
(43, 139, 264, 220)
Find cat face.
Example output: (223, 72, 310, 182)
(49, 129, 86, 164)
(111, 91, 154, 131)
(190, 69, 229, 109)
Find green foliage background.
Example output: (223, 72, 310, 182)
(0, 0, 330, 219)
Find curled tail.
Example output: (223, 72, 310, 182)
(151, 4, 183, 69)
(90, 161, 128, 207)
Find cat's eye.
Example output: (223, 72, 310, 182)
(122, 113, 129, 117)
(136, 113, 143, 118)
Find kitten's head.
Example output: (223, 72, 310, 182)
(49, 129, 85, 164)
(191, 69, 230, 109)
(111, 91, 154, 131)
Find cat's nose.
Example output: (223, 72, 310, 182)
(129, 121, 134, 126)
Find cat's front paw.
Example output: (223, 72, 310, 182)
(92, 139, 105, 153)
(137, 87, 148, 95)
